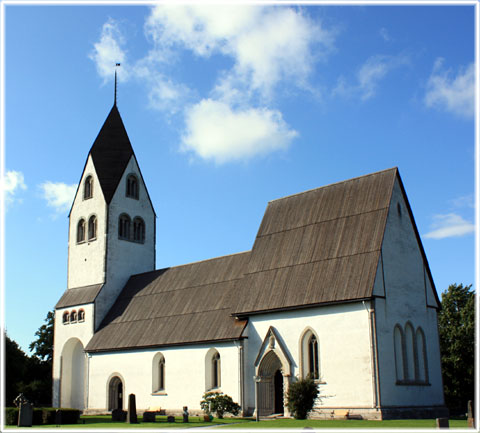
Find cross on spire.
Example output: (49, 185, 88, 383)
(114, 63, 121, 106)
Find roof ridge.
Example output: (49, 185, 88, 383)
(268, 167, 398, 204)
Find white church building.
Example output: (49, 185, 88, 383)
(52, 100, 447, 420)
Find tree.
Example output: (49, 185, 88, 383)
(29, 310, 54, 363)
(286, 377, 320, 419)
(438, 283, 475, 413)
(200, 392, 241, 419)
(5, 332, 29, 405)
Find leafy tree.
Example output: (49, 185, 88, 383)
(200, 392, 241, 419)
(438, 283, 475, 413)
(286, 377, 319, 419)
(29, 310, 54, 363)
(5, 332, 29, 405)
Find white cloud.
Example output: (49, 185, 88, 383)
(333, 54, 408, 101)
(89, 18, 128, 83)
(145, 5, 330, 99)
(424, 213, 475, 239)
(379, 27, 390, 42)
(2, 170, 27, 205)
(181, 99, 298, 164)
(40, 181, 77, 214)
(424, 59, 474, 118)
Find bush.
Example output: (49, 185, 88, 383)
(200, 392, 241, 419)
(4, 407, 80, 425)
(286, 377, 319, 419)
(5, 407, 18, 425)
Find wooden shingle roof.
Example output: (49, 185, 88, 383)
(89, 104, 134, 204)
(55, 283, 103, 309)
(85, 253, 250, 352)
(231, 168, 397, 316)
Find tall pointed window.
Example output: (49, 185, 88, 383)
(84, 176, 93, 200)
(152, 353, 166, 393)
(212, 352, 221, 389)
(118, 214, 131, 240)
(394, 325, 405, 382)
(126, 175, 139, 199)
(77, 219, 86, 243)
(308, 335, 319, 379)
(88, 215, 97, 241)
(133, 217, 145, 243)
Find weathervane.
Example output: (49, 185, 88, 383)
(114, 63, 121, 106)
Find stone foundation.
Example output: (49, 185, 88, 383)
(310, 405, 449, 420)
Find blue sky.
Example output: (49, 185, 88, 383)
(2, 3, 476, 353)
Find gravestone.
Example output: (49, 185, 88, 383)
(183, 406, 189, 423)
(127, 394, 138, 423)
(142, 411, 156, 423)
(436, 417, 449, 428)
(468, 400, 475, 428)
(167, 415, 175, 423)
(55, 410, 62, 426)
(112, 408, 127, 422)
(18, 402, 33, 427)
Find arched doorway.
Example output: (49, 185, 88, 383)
(60, 338, 85, 410)
(258, 351, 284, 416)
(108, 376, 124, 411)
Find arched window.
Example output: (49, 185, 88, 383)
(308, 335, 319, 379)
(63, 311, 70, 324)
(393, 325, 405, 382)
(88, 215, 97, 241)
(77, 219, 86, 243)
(126, 175, 139, 199)
(152, 353, 165, 393)
(133, 217, 145, 243)
(118, 214, 131, 240)
(70, 310, 77, 323)
(212, 352, 221, 389)
(404, 322, 415, 381)
(300, 328, 321, 380)
(78, 309, 85, 322)
(416, 327, 428, 383)
(84, 175, 93, 199)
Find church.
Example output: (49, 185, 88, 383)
(52, 97, 447, 420)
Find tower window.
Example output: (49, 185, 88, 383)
(70, 310, 77, 323)
(78, 309, 85, 322)
(77, 219, 86, 243)
(84, 176, 93, 200)
(126, 175, 139, 199)
(88, 215, 97, 241)
(62, 311, 70, 324)
(118, 214, 131, 240)
(133, 217, 146, 243)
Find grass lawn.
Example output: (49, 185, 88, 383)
(4, 415, 470, 429)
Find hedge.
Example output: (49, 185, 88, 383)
(4, 407, 81, 425)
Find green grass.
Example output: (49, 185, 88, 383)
(4, 415, 470, 429)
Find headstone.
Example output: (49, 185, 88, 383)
(436, 417, 449, 428)
(55, 410, 62, 426)
(112, 408, 127, 422)
(468, 400, 475, 428)
(142, 411, 156, 423)
(167, 415, 175, 423)
(127, 394, 138, 423)
(18, 402, 33, 427)
(183, 406, 189, 423)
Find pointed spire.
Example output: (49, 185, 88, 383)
(114, 63, 121, 106)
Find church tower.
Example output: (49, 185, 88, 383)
(67, 101, 156, 327)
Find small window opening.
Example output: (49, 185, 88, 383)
(212, 352, 221, 389)
(308, 335, 319, 379)
(77, 219, 86, 243)
(84, 176, 93, 200)
(133, 217, 146, 243)
(70, 310, 77, 323)
(126, 175, 139, 199)
(62, 311, 70, 324)
(88, 215, 97, 241)
(118, 214, 131, 240)
(78, 309, 85, 322)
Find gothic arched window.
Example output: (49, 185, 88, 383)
(152, 353, 165, 393)
(133, 217, 145, 243)
(393, 325, 405, 382)
(308, 335, 319, 380)
(404, 322, 415, 381)
(84, 175, 93, 200)
(118, 214, 131, 240)
(416, 327, 428, 383)
(212, 352, 221, 389)
(126, 174, 139, 199)
(88, 215, 97, 241)
(77, 219, 86, 243)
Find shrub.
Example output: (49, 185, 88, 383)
(5, 407, 19, 425)
(200, 392, 241, 419)
(286, 377, 319, 419)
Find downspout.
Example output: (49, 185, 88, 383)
(86, 353, 91, 411)
(235, 340, 245, 415)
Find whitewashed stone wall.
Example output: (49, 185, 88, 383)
(94, 156, 155, 327)
(243, 303, 375, 414)
(86, 341, 241, 413)
(374, 178, 444, 408)
(67, 156, 107, 289)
